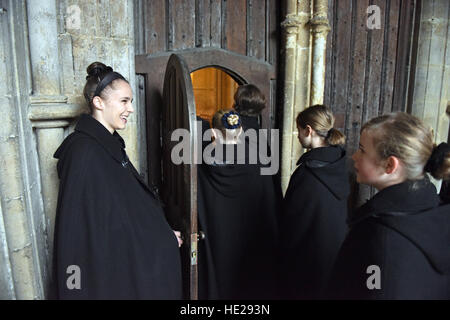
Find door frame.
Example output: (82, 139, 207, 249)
(136, 48, 277, 190)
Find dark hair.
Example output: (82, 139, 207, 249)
(83, 62, 128, 113)
(296, 105, 346, 146)
(233, 84, 266, 117)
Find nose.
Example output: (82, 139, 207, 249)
(351, 151, 358, 162)
(127, 101, 134, 113)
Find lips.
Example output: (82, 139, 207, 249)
(120, 116, 128, 124)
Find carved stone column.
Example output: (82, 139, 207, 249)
(310, 0, 330, 105)
(280, 0, 311, 193)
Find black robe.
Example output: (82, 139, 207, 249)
(197, 144, 280, 299)
(280, 146, 350, 299)
(328, 179, 450, 299)
(240, 115, 260, 132)
(440, 180, 450, 204)
(53, 114, 182, 299)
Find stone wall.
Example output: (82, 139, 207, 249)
(411, 0, 449, 145)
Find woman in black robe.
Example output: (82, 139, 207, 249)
(197, 110, 280, 299)
(328, 112, 450, 299)
(53, 62, 182, 299)
(280, 105, 350, 299)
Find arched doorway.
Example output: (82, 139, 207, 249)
(190, 67, 240, 124)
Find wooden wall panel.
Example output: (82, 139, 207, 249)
(332, 0, 353, 130)
(170, 0, 196, 50)
(248, 0, 266, 59)
(364, 0, 387, 121)
(223, 0, 247, 55)
(195, 0, 211, 47)
(210, 0, 223, 48)
(325, 0, 416, 150)
(381, 0, 400, 114)
(141, 0, 278, 64)
(324, 0, 417, 205)
(346, 0, 370, 156)
(144, 1, 166, 54)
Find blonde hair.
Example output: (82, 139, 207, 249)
(361, 112, 450, 180)
(296, 105, 346, 146)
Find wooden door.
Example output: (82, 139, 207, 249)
(162, 54, 198, 300)
(136, 48, 277, 190)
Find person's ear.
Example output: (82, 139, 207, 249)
(385, 156, 401, 174)
(92, 96, 104, 111)
(305, 125, 313, 137)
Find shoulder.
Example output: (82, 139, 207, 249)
(287, 164, 320, 192)
(55, 132, 105, 177)
(60, 132, 104, 157)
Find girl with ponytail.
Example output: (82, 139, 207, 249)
(329, 112, 450, 299)
(280, 105, 350, 299)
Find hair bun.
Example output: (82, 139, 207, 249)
(221, 111, 241, 129)
(86, 62, 113, 80)
(424, 142, 450, 174)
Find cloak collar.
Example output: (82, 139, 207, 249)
(348, 178, 440, 227)
(296, 145, 344, 167)
(75, 114, 127, 166)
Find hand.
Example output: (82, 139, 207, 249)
(173, 230, 183, 247)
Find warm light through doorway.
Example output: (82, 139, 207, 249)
(190, 67, 240, 124)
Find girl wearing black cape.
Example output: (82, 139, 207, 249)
(53, 62, 182, 299)
(328, 112, 450, 299)
(280, 105, 350, 299)
(197, 110, 280, 299)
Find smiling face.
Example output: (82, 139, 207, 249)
(92, 80, 134, 133)
(352, 129, 387, 190)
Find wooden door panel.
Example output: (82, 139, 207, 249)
(162, 54, 198, 299)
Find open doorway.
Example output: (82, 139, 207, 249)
(190, 67, 241, 124)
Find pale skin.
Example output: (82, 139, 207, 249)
(211, 127, 243, 144)
(297, 124, 328, 149)
(91, 79, 183, 247)
(352, 129, 407, 191)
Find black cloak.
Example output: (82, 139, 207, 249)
(239, 115, 260, 131)
(53, 114, 182, 299)
(440, 180, 450, 204)
(328, 179, 450, 299)
(197, 144, 280, 299)
(280, 145, 350, 299)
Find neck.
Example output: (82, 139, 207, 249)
(375, 177, 407, 191)
(92, 113, 114, 134)
(310, 137, 328, 149)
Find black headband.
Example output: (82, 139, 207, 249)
(93, 72, 126, 98)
